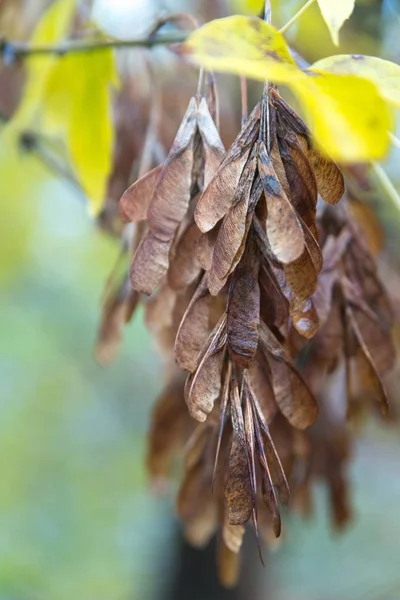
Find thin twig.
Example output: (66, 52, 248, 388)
(0, 31, 189, 60)
(389, 132, 400, 151)
(279, 0, 317, 34)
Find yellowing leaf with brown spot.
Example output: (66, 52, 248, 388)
(310, 55, 400, 108)
(182, 16, 302, 84)
(292, 73, 392, 162)
(317, 0, 355, 45)
(43, 49, 118, 215)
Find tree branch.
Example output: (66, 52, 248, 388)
(0, 31, 189, 61)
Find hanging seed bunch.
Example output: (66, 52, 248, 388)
(94, 56, 397, 583)
(116, 74, 354, 581)
(308, 204, 396, 421)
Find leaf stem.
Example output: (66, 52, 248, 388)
(389, 132, 400, 151)
(372, 162, 400, 212)
(279, 0, 317, 35)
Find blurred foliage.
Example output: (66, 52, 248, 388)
(0, 128, 177, 599)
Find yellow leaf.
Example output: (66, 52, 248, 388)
(184, 16, 392, 162)
(292, 73, 392, 161)
(13, 0, 76, 126)
(310, 55, 400, 108)
(182, 16, 302, 84)
(42, 50, 118, 215)
(229, 0, 264, 15)
(317, 0, 355, 45)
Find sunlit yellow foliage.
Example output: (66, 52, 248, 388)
(183, 16, 300, 82)
(184, 16, 393, 162)
(13, 0, 76, 126)
(42, 50, 118, 215)
(5, 0, 118, 215)
(311, 55, 400, 108)
(292, 73, 392, 161)
(317, 0, 356, 45)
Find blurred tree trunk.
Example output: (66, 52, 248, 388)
(165, 528, 265, 600)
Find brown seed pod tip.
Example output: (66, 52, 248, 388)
(187, 403, 208, 422)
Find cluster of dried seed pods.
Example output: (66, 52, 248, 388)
(95, 78, 396, 586)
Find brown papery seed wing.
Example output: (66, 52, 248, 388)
(227, 234, 260, 368)
(175, 277, 210, 372)
(248, 353, 279, 424)
(187, 346, 225, 422)
(195, 144, 252, 233)
(217, 537, 242, 588)
(130, 229, 171, 295)
(119, 164, 163, 223)
(225, 437, 254, 526)
(196, 223, 220, 271)
(346, 305, 389, 416)
(297, 136, 345, 205)
(210, 152, 256, 279)
(259, 323, 318, 429)
(257, 142, 304, 264)
(194, 104, 260, 233)
(167, 222, 203, 291)
(197, 97, 225, 187)
(146, 371, 188, 479)
(148, 97, 198, 241)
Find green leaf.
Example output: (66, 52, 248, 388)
(317, 0, 356, 45)
(310, 55, 400, 108)
(183, 16, 392, 162)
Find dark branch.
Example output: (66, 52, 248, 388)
(0, 31, 189, 62)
